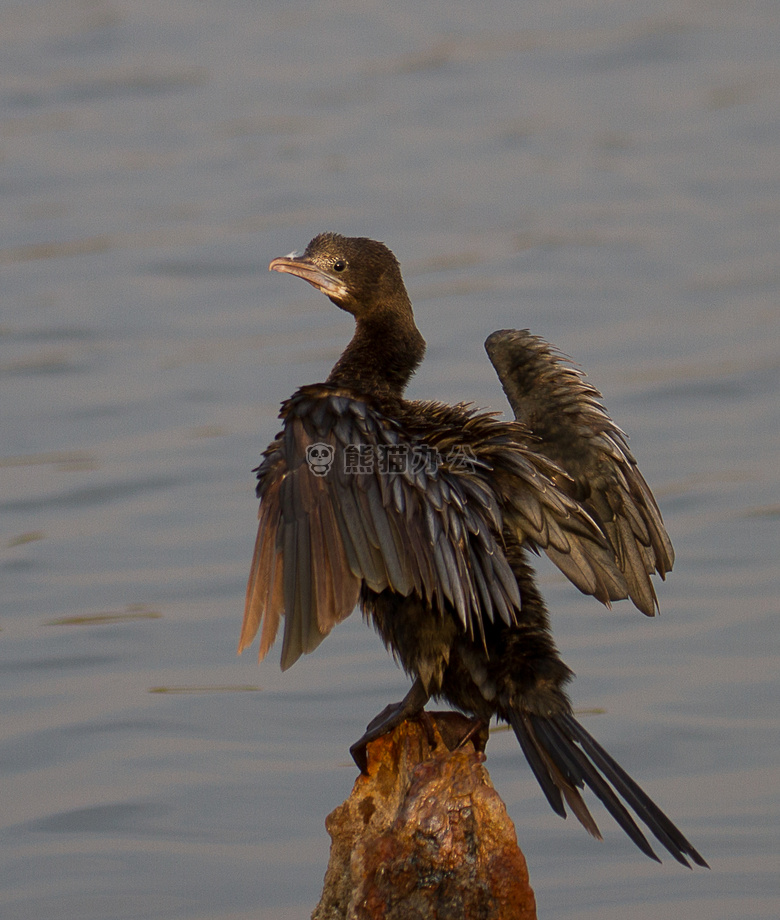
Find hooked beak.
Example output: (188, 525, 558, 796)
(269, 254, 348, 300)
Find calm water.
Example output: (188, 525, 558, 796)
(2, 1, 779, 918)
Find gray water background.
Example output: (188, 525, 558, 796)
(2, 1, 779, 918)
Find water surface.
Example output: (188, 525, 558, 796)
(2, 1, 779, 918)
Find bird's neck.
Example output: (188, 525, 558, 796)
(327, 305, 426, 399)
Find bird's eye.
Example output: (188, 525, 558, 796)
(332, 259, 347, 272)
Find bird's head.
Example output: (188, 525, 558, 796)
(269, 232, 408, 318)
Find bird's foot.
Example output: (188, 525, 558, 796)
(453, 716, 489, 753)
(350, 677, 430, 773)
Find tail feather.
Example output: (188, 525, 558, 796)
(560, 713, 709, 868)
(509, 708, 709, 868)
(531, 714, 661, 862)
(511, 711, 602, 837)
(510, 710, 604, 841)
(511, 711, 567, 819)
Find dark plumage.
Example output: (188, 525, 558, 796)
(240, 232, 706, 868)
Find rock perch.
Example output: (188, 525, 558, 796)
(312, 715, 537, 920)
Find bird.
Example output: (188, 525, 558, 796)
(239, 231, 707, 868)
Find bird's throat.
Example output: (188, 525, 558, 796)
(327, 312, 426, 399)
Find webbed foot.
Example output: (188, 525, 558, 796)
(349, 677, 430, 773)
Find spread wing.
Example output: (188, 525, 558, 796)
(239, 387, 624, 670)
(239, 389, 525, 670)
(485, 329, 674, 616)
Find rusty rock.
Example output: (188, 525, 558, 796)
(312, 716, 537, 920)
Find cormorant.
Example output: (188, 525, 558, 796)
(239, 232, 707, 868)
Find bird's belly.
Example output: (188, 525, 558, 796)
(360, 586, 502, 723)
(361, 587, 459, 695)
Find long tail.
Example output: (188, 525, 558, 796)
(508, 709, 708, 868)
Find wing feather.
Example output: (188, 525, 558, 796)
(241, 388, 537, 667)
(486, 329, 674, 614)
(241, 374, 658, 668)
